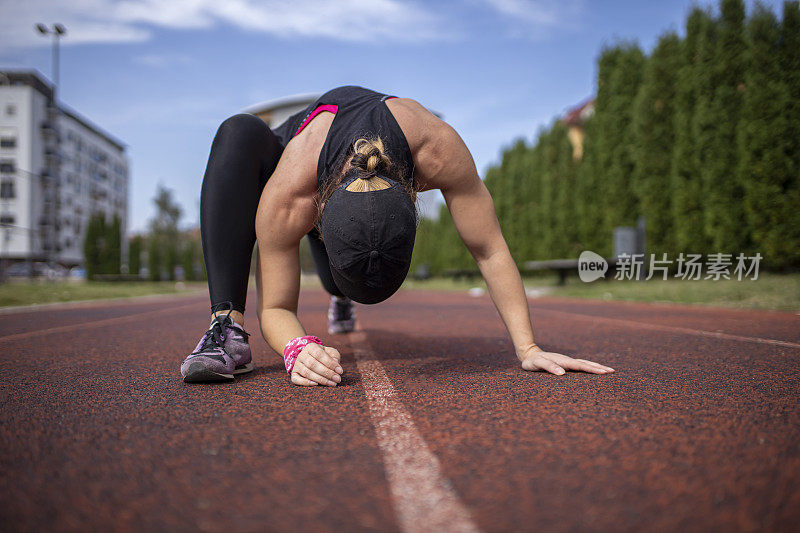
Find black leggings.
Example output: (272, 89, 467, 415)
(200, 114, 343, 314)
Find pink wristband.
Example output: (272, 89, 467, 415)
(283, 335, 323, 375)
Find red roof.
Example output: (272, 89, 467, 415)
(562, 98, 595, 127)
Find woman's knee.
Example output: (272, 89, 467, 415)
(215, 113, 271, 146)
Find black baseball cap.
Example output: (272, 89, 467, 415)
(320, 172, 417, 304)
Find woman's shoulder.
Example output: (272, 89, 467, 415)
(384, 98, 447, 154)
(384, 98, 460, 192)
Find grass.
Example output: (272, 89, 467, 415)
(4, 273, 795, 312)
(0, 280, 207, 308)
(400, 273, 800, 312)
(555, 273, 800, 311)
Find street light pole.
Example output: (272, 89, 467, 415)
(36, 23, 66, 98)
(35, 23, 66, 279)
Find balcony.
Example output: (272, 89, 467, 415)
(40, 121, 62, 143)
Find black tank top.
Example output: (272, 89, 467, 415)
(273, 86, 415, 189)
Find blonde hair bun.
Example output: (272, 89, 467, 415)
(346, 137, 393, 192)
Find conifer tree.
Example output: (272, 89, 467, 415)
(692, 8, 720, 255)
(673, 8, 713, 254)
(505, 139, 529, 262)
(783, 1, 800, 174)
(95, 214, 107, 275)
(128, 235, 142, 279)
(575, 116, 606, 254)
(521, 139, 544, 260)
(632, 32, 682, 255)
(702, 0, 747, 252)
(83, 214, 101, 280)
(105, 214, 121, 275)
(604, 44, 645, 232)
(738, 5, 798, 267)
(779, 1, 800, 268)
(589, 46, 625, 255)
(538, 129, 558, 258)
(410, 217, 434, 274)
(552, 123, 579, 258)
(147, 185, 182, 281)
(507, 147, 529, 261)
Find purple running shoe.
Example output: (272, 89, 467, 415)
(181, 307, 253, 383)
(327, 295, 355, 334)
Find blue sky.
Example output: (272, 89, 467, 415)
(0, 0, 785, 233)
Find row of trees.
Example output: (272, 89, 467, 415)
(411, 0, 800, 274)
(83, 185, 206, 281)
(83, 213, 121, 279)
(132, 185, 206, 282)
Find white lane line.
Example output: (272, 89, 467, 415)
(534, 307, 800, 349)
(349, 332, 480, 533)
(0, 302, 201, 342)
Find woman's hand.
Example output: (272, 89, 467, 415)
(291, 343, 344, 386)
(517, 344, 615, 375)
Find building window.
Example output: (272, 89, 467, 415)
(0, 160, 15, 173)
(0, 137, 16, 149)
(5, 104, 16, 116)
(0, 179, 15, 199)
(0, 214, 15, 225)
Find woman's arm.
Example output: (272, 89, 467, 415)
(417, 119, 614, 375)
(254, 194, 310, 356)
(254, 134, 343, 386)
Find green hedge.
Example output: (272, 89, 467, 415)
(412, 0, 800, 273)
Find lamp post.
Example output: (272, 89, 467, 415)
(35, 23, 66, 279)
(35, 23, 66, 98)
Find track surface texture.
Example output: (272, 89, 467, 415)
(1, 288, 799, 532)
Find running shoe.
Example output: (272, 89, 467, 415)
(181, 311, 253, 383)
(327, 295, 356, 334)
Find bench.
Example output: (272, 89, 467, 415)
(441, 258, 618, 285)
(524, 258, 617, 285)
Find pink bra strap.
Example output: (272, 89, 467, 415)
(294, 104, 338, 137)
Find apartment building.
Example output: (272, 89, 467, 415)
(0, 70, 128, 268)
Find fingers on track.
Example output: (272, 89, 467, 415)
(293, 361, 337, 387)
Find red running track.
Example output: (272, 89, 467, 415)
(1, 289, 799, 532)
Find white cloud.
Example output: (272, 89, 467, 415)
(0, 0, 584, 48)
(0, 0, 443, 48)
(0, 0, 149, 46)
(132, 53, 193, 67)
(478, 0, 584, 36)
